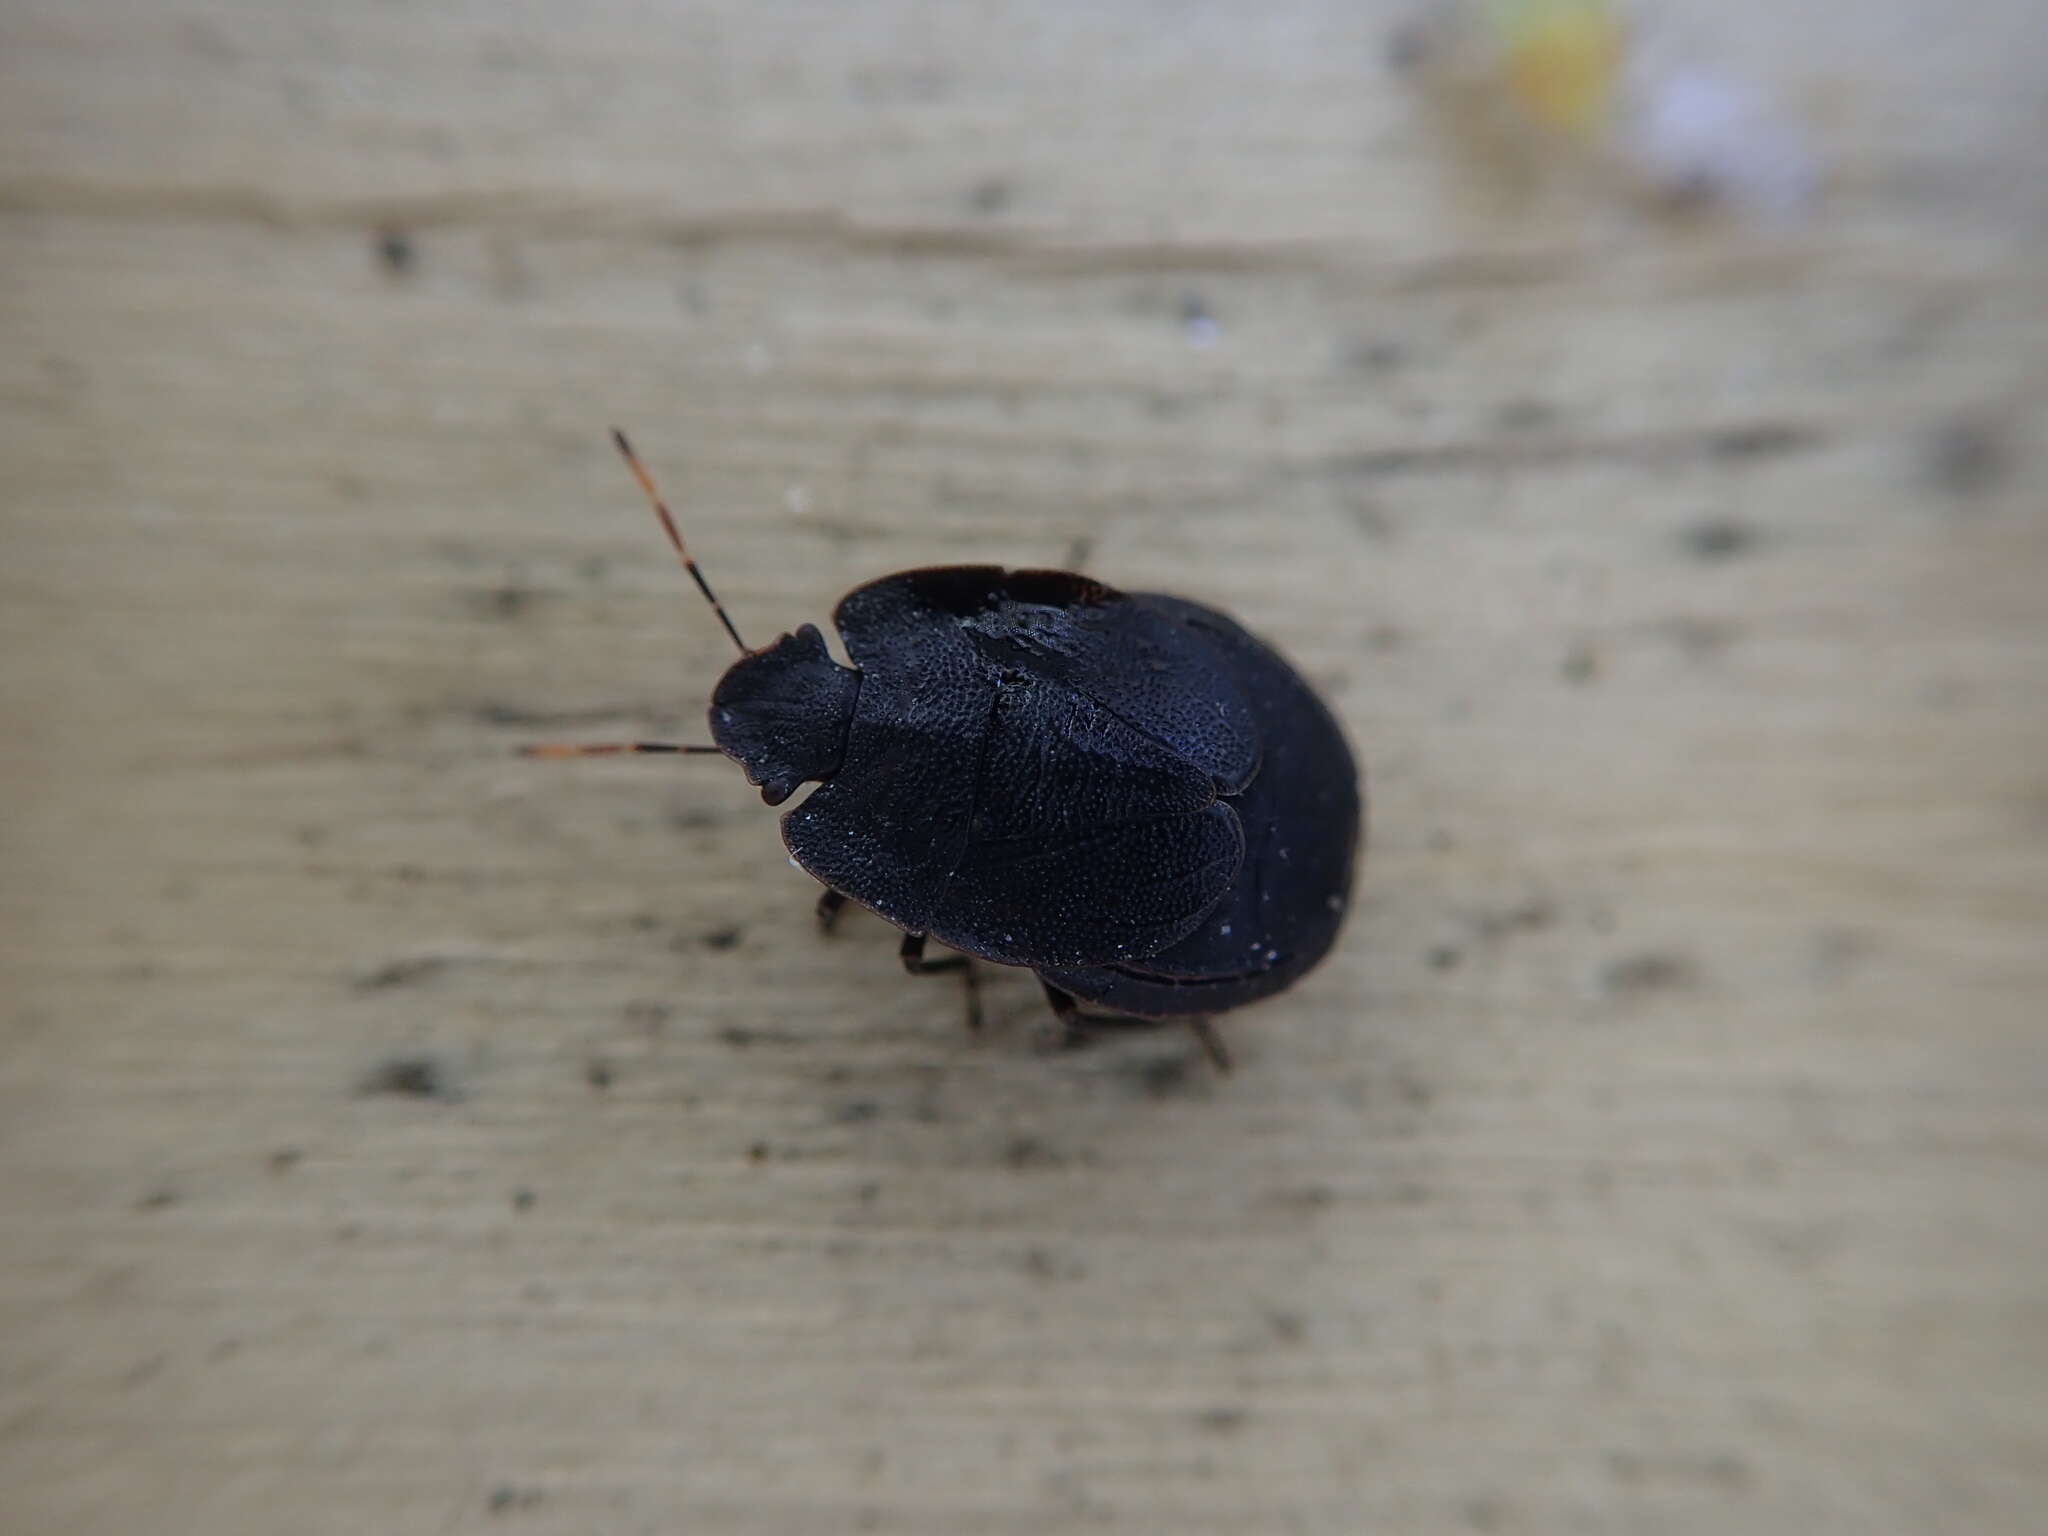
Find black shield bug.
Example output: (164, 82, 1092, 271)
(527, 432, 1362, 1068)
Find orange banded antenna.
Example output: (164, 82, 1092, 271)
(518, 741, 723, 760)
(610, 428, 748, 655)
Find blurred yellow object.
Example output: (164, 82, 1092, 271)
(1491, 0, 1624, 135)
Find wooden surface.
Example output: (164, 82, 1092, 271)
(3, 3, 2046, 1532)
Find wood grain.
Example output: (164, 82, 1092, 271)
(3, 3, 2044, 1532)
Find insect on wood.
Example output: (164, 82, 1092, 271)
(524, 432, 1364, 1069)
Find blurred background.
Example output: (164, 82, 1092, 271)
(3, 2, 2044, 1532)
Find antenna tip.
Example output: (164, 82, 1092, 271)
(610, 427, 633, 457)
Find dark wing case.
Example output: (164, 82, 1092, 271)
(779, 568, 1255, 966)
(1037, 593, 1362, 1016)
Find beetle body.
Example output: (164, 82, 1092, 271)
(711, 565, 1361, 1022)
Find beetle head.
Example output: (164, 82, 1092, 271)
(710, 624, 861, 805)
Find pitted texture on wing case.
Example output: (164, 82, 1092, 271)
(780, 568, 1258, 964)
(933, 676, 1244, 967)
(1036, 593, 1362, 1016)
(842, 569, 1258, 786)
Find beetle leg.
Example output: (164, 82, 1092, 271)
(1183, 1017, 1234, 1074)
(1036, 982, 1233, 1073)
(815, 887, 848, 934)
(899, 932, 983, 1034)
(1035, 982, 1093, 1051)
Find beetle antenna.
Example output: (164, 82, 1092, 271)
(519, 741, 724, 759)
(610, 428, 749, 655)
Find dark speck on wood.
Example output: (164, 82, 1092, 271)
(1925, 418, 2007, 497)
(1472, 899, 1556, 942)
(466, 585, 543, 621)
(717, 1024, 802, 1049)
(1273, 1184, 1335, 1213)
(967, 176, 1014, 214)
(375, 227, 415, 274)
(1603, 952, 1698, 994)
(1123, 1052, 1196, 1098)
(1019, 1246, 1085, 1282)
(623, 1000, 669, 1032)
(1393, 1071, 1433, 1108)
(1708, 421, 1817, 460)
(1494, 398, 1558, 432)
(359, 1054, 461, 1101)
(1004, 1134, 1065, 1170)
(1264, 1308, 1306, 1344)
(1179, 292, 1219, 345)
(1664, 615, 1740, 659)
(355, 955, 451, 990)
(1343, 336, 1408, 372)
(1464, 1495, 1508, 1532)
(1346, 500, 1396, 541)
(1682, 519, 1756, 561)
